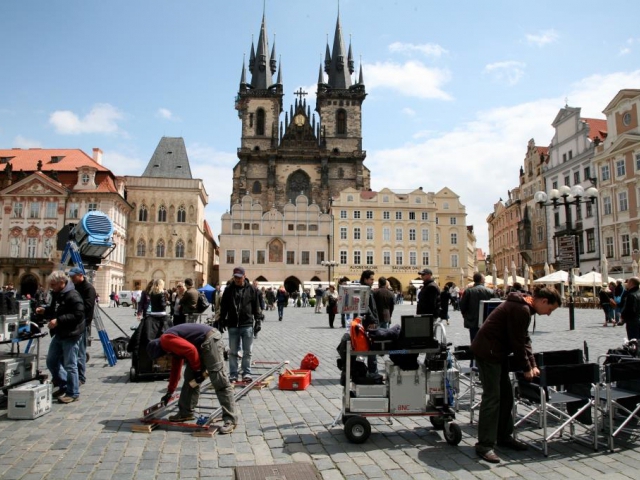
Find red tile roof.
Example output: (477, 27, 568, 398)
(580, 118, 608, 141)
(536, 146, 549, 156)
(0, 148, 109, 172)
(360, 190, 378, 200)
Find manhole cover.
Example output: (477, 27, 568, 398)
(234, 462, 321, 480)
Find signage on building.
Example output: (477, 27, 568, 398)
(348, 265, 378, 272)
(557, 235, 577, 270)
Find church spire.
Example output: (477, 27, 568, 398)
(318, 63, 325, 84)
(276, 56, 282, 85)
(270, 34, 277, 75)
(239, 56, 247, 90)
(248, 12, 273, 89)
(358, 62, 364, 85)
(326, 14, 352, 89)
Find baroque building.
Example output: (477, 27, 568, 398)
(124, 137, 216, 290)
(220, 12, 370, 286)
(0, 147, 130, 300)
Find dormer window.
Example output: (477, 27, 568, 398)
(50, 156, 63, 163)
(81, 173, 90, 185)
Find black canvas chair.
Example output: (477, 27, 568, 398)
(452, 345, 481, 423)
(602, 360, 640, 451)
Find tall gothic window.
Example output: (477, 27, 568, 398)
(336, 109, 347, 135)
(156, 240, 165, 258)
(177, 206, 186, 223)
(138, 205, 148, 222)
(137, 239, 146, 256)
(158, 205, 167, 222)
(286, 170, 311, 204)
(252, 181, 262, 194)
(175, 240, 185, 258)
(256, 108, 265, 136)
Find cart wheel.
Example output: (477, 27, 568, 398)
(430, 416, 445, 430)
(342, 414, 354, 425)
(344, 416, 371, 444)
(129, 367, 138, 382)
(444, 422, 462, 446)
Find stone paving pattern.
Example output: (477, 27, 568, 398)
(0, 301, 639, 479)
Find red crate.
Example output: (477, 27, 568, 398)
(278, 369, 311, 391)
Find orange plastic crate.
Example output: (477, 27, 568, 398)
(278, 369, 311, 391)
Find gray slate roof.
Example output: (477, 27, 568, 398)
(142, 137, 192, 179)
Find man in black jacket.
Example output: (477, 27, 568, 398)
(37, 270, 85, 403)
(68, 267, 96, 385)
(620, 277, 640, 341)
(218, 267, 262, 382)
(460, 273, 496, 342)
(416, 268, 440, 318)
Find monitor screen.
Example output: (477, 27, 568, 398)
(401, 315, 433, 339)
(479, 300, 503, 325)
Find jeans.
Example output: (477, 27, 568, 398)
(46, 335, 81, 398)
(228, 325, 254, 379)
(277, 303, 285, 319)
(77, 327, 89, 383)
(178, 331, 237, 424)
(476, 358, 514, 451)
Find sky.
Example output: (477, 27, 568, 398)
(2, 0, 640, 252)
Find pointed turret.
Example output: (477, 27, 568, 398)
(239, 57, 247, 89)
(249, 40, 255, 71)
(348, 38, 354, 75)
(324, 41, 331, 74)
(317, 63, 325, 84)
(276, 58, 282, 85)
(326, 15, 352, 89)
(249, 13, 273, 89)
(270, 35, 277, 75)
(358, 63, 364, 85)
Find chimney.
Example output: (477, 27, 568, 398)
(92, 148, 103, 165)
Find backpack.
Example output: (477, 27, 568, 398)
(196, 292, 210, 314)
(111, 337, 130, 359)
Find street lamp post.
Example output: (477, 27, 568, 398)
(321, 260, 338, 285)
(534, 184, 598, 330)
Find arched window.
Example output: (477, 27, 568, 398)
(158, 205, 167, 222)
(252, 181, 262, 194)
(177, 206, 186, 223)
(336, 109, 347, 135)
(136, 239, 146, 256)
(175, 240, 185, 258)
(256, 108, 265, 136)
(156, 240, 165, 258)
(138, 205, 148, 222)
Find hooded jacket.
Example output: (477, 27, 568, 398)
(44, 280, 85, 339)
(219, 278, 260, 329)
(470, 292, 537, 373)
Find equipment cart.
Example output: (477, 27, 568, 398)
(338, 320, 462, 445)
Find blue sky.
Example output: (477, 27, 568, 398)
(2, 0, 640, 251)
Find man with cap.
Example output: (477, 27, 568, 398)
(417, 268, 440, 318)
(68, 267, 96, 385)
(180, 277, 199, 323)
(146, 323, 237, 433)
(218, 266, 262, 382)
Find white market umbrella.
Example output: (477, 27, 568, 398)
(533, 270, 569, 285)
(503, 267, 509, 290)
(492, 263, 498, 285)
(601, 257, 609, 286)
(511, 260, 518, 285)
(633, 260, 639, 277)
(524, 263, 530, 290)
(574, 271, 616, 287)
(544, 262, 550, 276)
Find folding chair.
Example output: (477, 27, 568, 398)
(452, 345, 481, 423)
(514, 362, 599, 456)
(603, 360, 640, 451)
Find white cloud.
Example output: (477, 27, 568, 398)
(619, 47, 631, 56)
(366, 61, 452, 100)
(100, 150, 147, 176)
(157, 108, 180, 121)
(526, 29, 559, 47)
(402, 107, 416, 117)
(13, 135, 41, 148)
(388, 42, 448, 58)
(49, 103, 125, 135)
(484, 61, 526, 86)
(366, 69, 640, 250)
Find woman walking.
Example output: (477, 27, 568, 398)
(325, 285, 338, 328)
(276, 286, 288, 321)
(440, 285, 451, 325)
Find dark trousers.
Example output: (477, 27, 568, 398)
(626, 321, 640, 341)
(328, 311, 336, 328)
(476, 358, 514, 451)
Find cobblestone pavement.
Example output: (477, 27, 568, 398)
(1, 301, 639, 479)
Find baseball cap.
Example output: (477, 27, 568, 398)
(233, 266, 246, 277)
(418, 268, 433, 276)
(68, 267, 84, 276)
(146, 339, 166, 359)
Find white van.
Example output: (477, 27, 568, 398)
(118, 290, 137, 307)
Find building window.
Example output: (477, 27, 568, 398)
(26, 238, 36, 258)
(256, 108, 265, 136)
(443, 202, 449, 210)
(353, 227, 361, 240)
(616, 159, 626, 177)
(88, 202, 98, 212)
(353, 251, 361, 265)
(603, 196, 612, 215)
(395, 228, 403, 241)
(383, 227, 390, 241)
(619, 191, 629, 212)
(366, 251, 374, 264)
(158, 206, 167, 222)
(585, 202, 593, 218)
(586, 229, 595, 253)
(286, 251, 295, 264)
(601, 165, 610, 181)
(383, 211, 390, 220)
(336, 109, 347, 135)
(29, 202, 40, 219)
(298, 251, 309, 265)
(46, 202, 57, 218)
(409, 228, 416, 241)
(409, 251, 417, 265)
(12, 202, 23, 218)
(175, 241, 185, 258)
(564, 175, 570, 186)
(451, 254, 459, 268)
(340, 227, 347, 240)
(383, 195, 389, 203)
(138, 205, 148, 222)
(537, 226, 543, 242)
(574, 171, 580, 184)
(415, 197, 422, 204)
(366, 227, 374, 240)
(347, 195, 354, 202)
(340, 210, 347, 219)
(252, 181, 262, 194)
(450, 232, 457, 245)
(421, 212, 428, 221)
(366, 210, 373, 219)
(226, 250, 235, 264)
(383, 251, 391, 265)
(340, 250, 347, 264)
(395, 211, 402, 220)
(435, 217, 439, 225)
(605, 237, 614, 258)
(450, 217, 457, 225)
(422, 251, 430, 265)
(177, 206, 186, 223)
(436, 233, 440, 245)
(562, 153, 567, 163)
(69, 202, 79, 219)
(409, 211, 416, 220)
(156, 240, 165, 258)
(316, 251, 324, 264)
(353, 210, 361, 219)
(422, 229, 429, 242)
(622, 234, 631, 256)
(584, 166, 591, 180)
(395, 251, 403, 265)
(257, 250, 266, 264)
(552, 180, 558, 189)
(242, 249, 250, 264)
(137, 240, 146, 256)
(636, 153, 640, 171)
(288, 224, 294, 231)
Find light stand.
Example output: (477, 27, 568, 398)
(321, 260, 338, 285)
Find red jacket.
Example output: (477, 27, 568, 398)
(160, 334, 202, 393)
